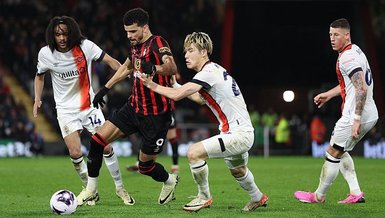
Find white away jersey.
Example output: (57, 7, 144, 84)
(36, 39, 104, 113)
(337, 44, 378, 123)
(191, 62, 254, 133)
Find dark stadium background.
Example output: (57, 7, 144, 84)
(0, 0, 384, 155)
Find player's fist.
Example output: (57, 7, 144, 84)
(141, 61, 156, 75)
(93, 86, 110, 109)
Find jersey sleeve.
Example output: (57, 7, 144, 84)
(36, 47, 50, 75)
(339, 51, 363, 78)
(83, 39, 104, 62)
(191, 67, 214, 90)
(153, 36, 173, 61)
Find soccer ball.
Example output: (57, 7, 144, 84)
(49, 190, 78, 215)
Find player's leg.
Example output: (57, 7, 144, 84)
(183, 141, 212, 212)
(85, 108, 134, 205)
(77, 121, 125, 206)
(136, 113, 178, 205)
(167, 127, 179, 173)
(103, 145, 135, 205)
(295, 118, 355, 203)
(58, 113, 88, 187)
(337, 121, 376, 203)
(294, 145, 342, 203)
(64, 131, 87, 187)
(338, 152, 365, 203)
(226, 154, 268, 211)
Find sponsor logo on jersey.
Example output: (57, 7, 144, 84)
(59, 67, 85, 79)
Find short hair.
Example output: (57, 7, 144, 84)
(123, 8, 149, 27)
(45, 16, 86, 52)
(184, 32, 213, 55)
(330, 18, 350, 30)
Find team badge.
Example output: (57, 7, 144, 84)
(134, 59, 141, 71)
(76, 56, 83, 63)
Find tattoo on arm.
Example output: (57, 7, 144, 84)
(351, 72, 367, 116)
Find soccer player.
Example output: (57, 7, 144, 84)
(139, 32, 268, 212)
(77, 8, 179, 206)
(294, 18, 378, 204)
(33, 16, 134, 205)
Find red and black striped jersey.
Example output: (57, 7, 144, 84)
(128, 35, 173, 116)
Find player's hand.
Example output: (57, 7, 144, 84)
(313, 93, 329, 108)
(352, 119, 361, 139)
(141, 61, 156, 75)
(93, 86, 110, 109)
(33, 100, 42, 117)
(138, 72, 154, 88)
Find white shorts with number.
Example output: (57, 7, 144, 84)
(201, 131, 254, 169)
(330, 118, 377, 152)
(57, 107, 105, 138)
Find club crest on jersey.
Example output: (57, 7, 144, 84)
(75, 56, 83, 63)
(134, 59, 141, 71)
(159, 47, 170, 54)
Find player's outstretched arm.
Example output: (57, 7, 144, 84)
(105, 57, 132, 89)
(139, 73, 203, 103)
(33, 74, 45, 117)
(102, 53, 121, 71)
(314, 85, 340, 108)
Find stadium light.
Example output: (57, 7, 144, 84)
(283, 90, 295, 102)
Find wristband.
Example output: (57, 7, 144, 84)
(172, 82, 182, 88)
(354, 114, 361, 121)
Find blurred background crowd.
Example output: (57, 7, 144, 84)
(0, 0, 384, 156)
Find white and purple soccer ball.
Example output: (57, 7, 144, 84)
(49, 190, 77, 215)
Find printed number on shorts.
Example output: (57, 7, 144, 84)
(153, 138, 164, 153)
(223, 71, 240, 96)
(88, 115, 102, 126)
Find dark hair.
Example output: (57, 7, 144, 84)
(45, 16, 86, 52)
(123, 8, 149, 27)
(330, 18, 350, 30)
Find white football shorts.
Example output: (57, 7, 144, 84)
(57, 107, 105, 138)
(330, 118, 377, 151)
(201, 131, 254, 169)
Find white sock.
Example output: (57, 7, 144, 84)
(315, 152, 340, 200)
(190, 161, 210, 199)
(235, 168, 262, 202)
(103, 151, 124, 189)
(165, 173, 175, 185)
(340, 152, 361, 195)
(87, 177, 98, 192)
(71, 156, 88, 187)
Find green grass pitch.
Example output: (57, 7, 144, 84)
(1, 156, 384, 217)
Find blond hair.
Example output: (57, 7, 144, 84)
(184, 32, 213, 55)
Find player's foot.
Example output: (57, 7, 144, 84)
(158, 174, 179, 205)
(171, 165, 179, 174)
(338, 192, 365, 204)
(116, 187, 135, 205)
(242, 194, 268, 212)
(183, 196, 213, 212)
(77, 188, 98, 206)
(126, 164, 139, 172)
(294, 191, 325, 203)
(85, 192, 99, 206)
